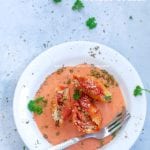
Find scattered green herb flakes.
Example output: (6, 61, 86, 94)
(28, 97, 46, 115)
(133, 85, 150, 97)
(86, 17, 97, 29)
(73, 89, 81, 100)
(72, 0, 84, 11)
(88, 46, 100, 58)
(53, 0, 61, 3)
(90, 68, 117, 87)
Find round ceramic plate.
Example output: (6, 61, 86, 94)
(13, 41, 147, 150)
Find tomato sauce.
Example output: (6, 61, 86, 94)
(34, 64, 125, 149)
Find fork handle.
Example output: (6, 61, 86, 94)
(50, 137, 81, 150)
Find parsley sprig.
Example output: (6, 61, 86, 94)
(53, 0, 62, 3)
(73, 89, 81, 100)
(133, 85, 150, 97)
(86, 17, 97, 29)
(72, 0, 84, 11)
(28, 97, 46, 115)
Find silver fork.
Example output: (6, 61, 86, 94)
(50, 110, 131, 150)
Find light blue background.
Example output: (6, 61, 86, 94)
(0, 0, 149, 149)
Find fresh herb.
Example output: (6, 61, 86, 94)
(28, 97, 45, 115)
(72, 0, 84, 11)
(86, 17, 97, 29)
(53, 0, 61, 3)
(104, 95, 112, 101)
(134, 85, 142, 96)
(73, 89, 81, 100)
(133, 85, 150, 96)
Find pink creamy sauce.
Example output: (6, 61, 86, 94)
(34, 64, 125, 149)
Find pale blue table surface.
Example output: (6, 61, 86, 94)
(0, 0, 150, 149)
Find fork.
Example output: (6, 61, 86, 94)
(50, 110, 131, 150)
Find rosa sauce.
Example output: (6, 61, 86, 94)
(34, 64, 125, 150)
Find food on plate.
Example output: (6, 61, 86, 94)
(28, 64, 125, 149)
(72, 94, 102, 133)
(51, 86, 72, 126)
(73, 75, 112, 103)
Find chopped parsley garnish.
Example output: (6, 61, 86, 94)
(90, 69, 101, 78)
(53, 0, 62, 3)
(104, 95, 112, 101)
(86, 17, 97, 29)
(133, 85, 150, 96)
(73, 89, 81, 100)
(28, 97, 46, 115)
(72, 0, 84, 11)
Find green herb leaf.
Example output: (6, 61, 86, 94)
(133, 85, 143, 96)
(133, 85, 150, 97)
(104, 95, 112, 101)
(86, 17, 97, 29)
(73, 89, 81, 100)
(72, 0, 84, 11)
(53, 0, 61, 3)
(28, 97, 44, 115)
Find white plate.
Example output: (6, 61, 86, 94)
(13, 41, 147, 150)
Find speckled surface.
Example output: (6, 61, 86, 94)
(0, 0, 150, 149)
